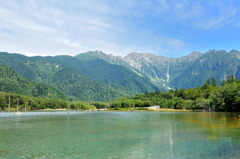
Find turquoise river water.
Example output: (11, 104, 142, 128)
(0, 111, 240, 158)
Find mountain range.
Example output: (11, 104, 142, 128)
(0, 49, 240, 101)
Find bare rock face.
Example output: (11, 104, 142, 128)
(76, 49, 240, 90)
(123, 50, 240, 89)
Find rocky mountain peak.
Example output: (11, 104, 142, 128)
(206, 49, 228, 55)
(188, 51, 202, 56)
(229, 49, 240, 54)
(178, 51, 202, 61)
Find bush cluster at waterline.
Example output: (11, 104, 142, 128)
(0, 92, 99, 111)
(1, 75, 240, 112)
(109, 76, 240, 112)
(0, 92, 67, 111)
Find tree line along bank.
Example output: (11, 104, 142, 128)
(0, 75, 239, 112)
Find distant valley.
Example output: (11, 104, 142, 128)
(0, 49, 240, 101)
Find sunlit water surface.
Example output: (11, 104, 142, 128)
(0, 111, 239, 159)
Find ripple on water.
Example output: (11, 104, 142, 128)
(0, 112, 239, 158)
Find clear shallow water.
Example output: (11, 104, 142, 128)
(0, 111, 239, 159)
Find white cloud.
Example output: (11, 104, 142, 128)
(56, 38, 82, 48)
(0, 0, 123, 56)
(236, 23, 240, 27)
(194, 17, 225, 30)
(0, 0, 239, 58)
(0, 7, 60, 34)
(85, 19, 117, 30)
(154, 0, 239, 30)
(164, 38, 185, 48)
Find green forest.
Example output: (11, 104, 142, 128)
(0, 52, 161, 101)
(109, 75, 240, 112)
(0, 73, 239, 112)
(0, 64, 67, 99)
(0, 92, 67, 111)
(0, 91, 97, 111)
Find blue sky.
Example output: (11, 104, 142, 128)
(0, 0, 240, 57)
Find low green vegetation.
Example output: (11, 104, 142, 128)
(109, 75, 240, 112)
(0, 92, 67, 111)
(69, 102, 96, 110)
(0, 63, 239, 112)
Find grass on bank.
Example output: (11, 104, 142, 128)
(107, 107, 190, 112)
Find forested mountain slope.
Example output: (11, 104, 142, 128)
(50, 67, 131, 101)
(0, 64, 66, 99)
(0, 52, 162, 101)
(1, 49, 240, 101)
(75, 53, 162, 93)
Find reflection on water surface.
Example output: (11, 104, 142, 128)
(0, 112, 239, 158)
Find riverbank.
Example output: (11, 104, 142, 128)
(105, 108, 191, 112)
(43, 108, 67, 111)
(0, 108, 191, 112)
